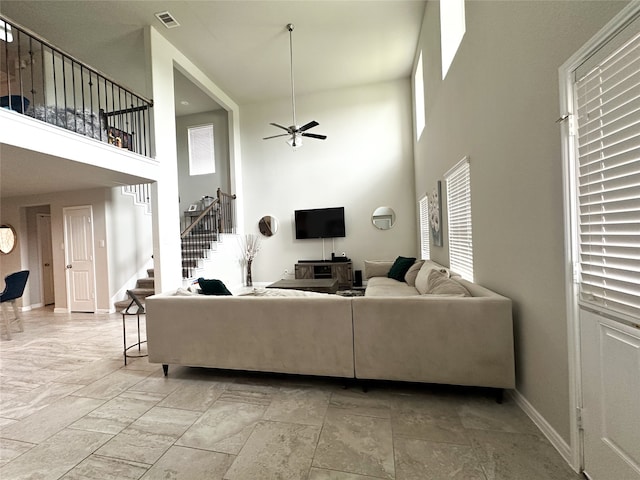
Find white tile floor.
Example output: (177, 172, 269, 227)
(0, 307, 582, 479)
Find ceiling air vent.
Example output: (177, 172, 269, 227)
(155, 11, 180, 29)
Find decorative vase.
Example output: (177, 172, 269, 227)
(246, 259, 253, 287)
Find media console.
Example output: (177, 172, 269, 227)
(295, 261, 353, 290)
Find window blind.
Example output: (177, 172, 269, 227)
(574, 30, 640, 319)
(445, 157, 473, 281)
(188, 124, 215, 176)
(419, 195, 430, 260)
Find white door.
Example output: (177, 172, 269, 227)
(581, 312, 640, 480)
(63, 206, 96, 312)
(37, 214, 54, 305)
(562, 6, 640, 479)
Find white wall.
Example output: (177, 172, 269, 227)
(240, 79, 416, 282)
(105, 187, 153, 307)
(413, 0, 628, 450)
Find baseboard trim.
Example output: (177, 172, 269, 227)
(54, 307, 68, 313)
(509, 389, 577, 472)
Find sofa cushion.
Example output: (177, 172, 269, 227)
(426, 270, 471, 296)
(197, 278, 232, 296)
(404, 260, 425, 286)
(364, 260, 394, 279)
(365, 277, 420, 297)
(415, 261, 450, 294)
(387, 256, 416, 281)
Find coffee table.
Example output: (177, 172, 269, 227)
(266, 278, 339, 294)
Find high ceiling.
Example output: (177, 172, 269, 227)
(0, 1, 426, 106)
(0, 1, 426, 199)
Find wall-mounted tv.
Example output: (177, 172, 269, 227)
(295, 207, 345, 239)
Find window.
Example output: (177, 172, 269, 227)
(440, 0, 466, 80)
(419, 195, 430, 260)
(188, 124, 215, 175)
(414, 51, 425, 140)
(573, 30, 640, 319)
(445, 157, 473, 281)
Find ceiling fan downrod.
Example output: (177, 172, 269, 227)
(287, 23, 296, 128)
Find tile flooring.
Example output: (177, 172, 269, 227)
(0, 307, 582, 479)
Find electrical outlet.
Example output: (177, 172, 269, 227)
(284, 269, 289, 275)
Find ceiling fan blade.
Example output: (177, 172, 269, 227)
(270, 122, 291, 132)
(263, 133, 290, 140)
(299, 120, 319, 132)
(301, 132, 327, 140)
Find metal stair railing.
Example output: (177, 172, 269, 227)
(180, 188, 236, 278)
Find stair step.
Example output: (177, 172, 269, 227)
(136, 278, 155, 288)
(129, 287, 155, 298)
(147, 268, 154, 278)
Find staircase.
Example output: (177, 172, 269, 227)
(114, 269, 155, 311)
(182, 233, 218, 278)
(181, 188, 237, 279)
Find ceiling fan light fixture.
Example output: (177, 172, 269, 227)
(286, 133, 302, 149)
(263, 23, 326, 148)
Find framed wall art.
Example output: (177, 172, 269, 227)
(429, 181, 443, 247)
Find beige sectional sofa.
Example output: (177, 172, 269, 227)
(145, 259, 515, 390)
(353, 260, 515, 389)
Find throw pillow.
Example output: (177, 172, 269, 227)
(415, 261, 450, 294)
(425, 269, 471, 296)
(387, 256, 417, 282)
(175, 287, 198, 296)
(404, 260, 425, 286)
(197, 278, 232, 296)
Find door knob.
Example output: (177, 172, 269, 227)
(44, 263, 50, 267)
(66, 264, 72, 269)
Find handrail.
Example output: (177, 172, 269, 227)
(180, 200, 218, 238)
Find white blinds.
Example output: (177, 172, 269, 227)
(574, 30, 640, 319)
(445, 157, 473, 281)
(419, 195, 430, 260)
(188, 124, 215, 176)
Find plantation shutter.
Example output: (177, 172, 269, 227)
(419, 195, 430, 260)
(188, 124, 215, 175)
(574, 30, 640, 319)
(445, 157, 473, 281)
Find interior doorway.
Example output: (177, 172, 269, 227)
(63, 205, 96, 312)
(37, 213, 54, 305)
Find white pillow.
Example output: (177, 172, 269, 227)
(404, 260, 425, 286)
(415, 261, 450, 294)
(425, 269, 471, 296)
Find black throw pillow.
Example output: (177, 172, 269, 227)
(387, 256, 417, 281)
(197, 278, 232, 296)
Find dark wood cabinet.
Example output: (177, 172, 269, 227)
(295, 261, 352, 289)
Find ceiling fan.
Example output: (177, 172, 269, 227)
(263, 23, 326, 148)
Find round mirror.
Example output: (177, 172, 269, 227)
(258, 215, 278, 237)
(372, 207, 396, 230)
(0, 224, 17, 254)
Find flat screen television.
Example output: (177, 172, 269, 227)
(295, 207, 345, 239)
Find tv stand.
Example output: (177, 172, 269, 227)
(295, 261, 353, 289)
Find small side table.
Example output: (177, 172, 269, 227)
(122, 292, 147, 365)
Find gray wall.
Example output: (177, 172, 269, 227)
(176, 110, 230, 214)
(413, 0, 628, 443)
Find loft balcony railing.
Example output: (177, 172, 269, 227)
(1, 16, 153, 157)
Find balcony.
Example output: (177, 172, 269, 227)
(1, 16, 153, 157)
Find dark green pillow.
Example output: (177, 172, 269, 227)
(387, 256, 417, 281)
(197, 278, 232, 296)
